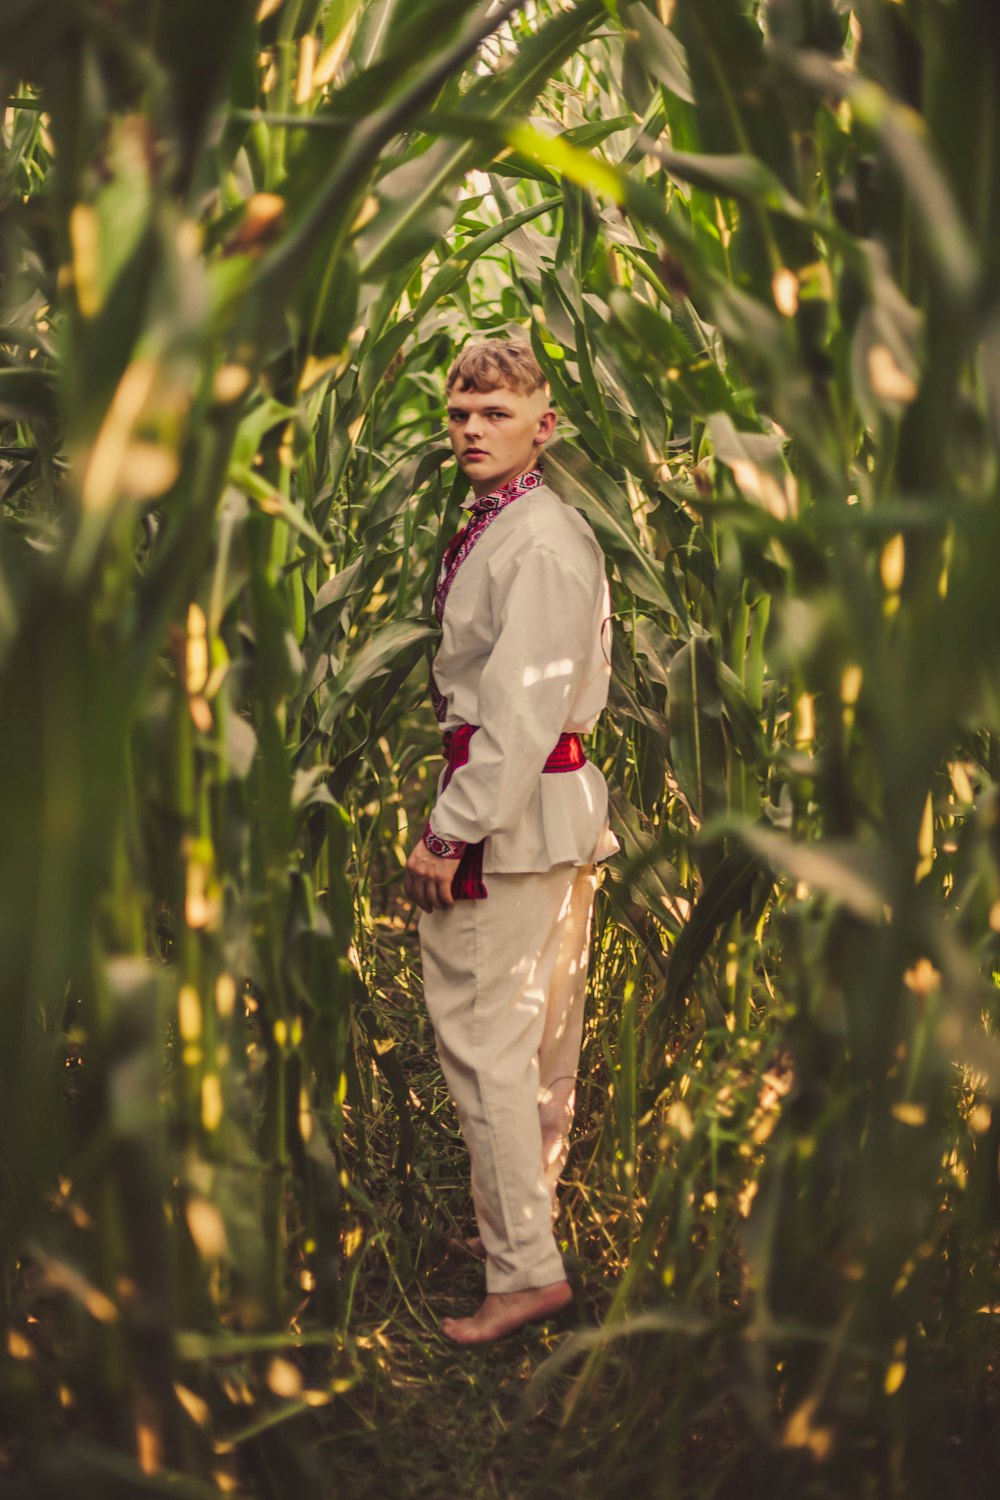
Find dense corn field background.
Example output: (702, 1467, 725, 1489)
(1, 1, 998, 1495)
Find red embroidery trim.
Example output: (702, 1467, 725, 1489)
(423, 822, 465, 860)
(433, 724, 587, 902)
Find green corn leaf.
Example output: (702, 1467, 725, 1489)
(317, 617, 435, 733)
(666, 634, 726, 821)
(0, 367, 57, 424)
(732, 824, 891, 923)
(623, 1, 695, 104)
(410, 194, 562, 321)
(544, 441, 687, 623)
(660, 846, 760, 1015)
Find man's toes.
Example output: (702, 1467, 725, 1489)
(441, 1317, 473, 1344)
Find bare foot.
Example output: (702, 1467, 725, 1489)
(441, 1280, 572, 1345)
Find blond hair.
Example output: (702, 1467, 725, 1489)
(446, 338, 546, 396)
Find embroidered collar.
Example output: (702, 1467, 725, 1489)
(433, 465, 544, 626)
(458, 465, 545, 513)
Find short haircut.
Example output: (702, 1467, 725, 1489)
(446, 338, 547, 396)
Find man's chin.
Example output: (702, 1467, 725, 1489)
(461, 462, 502, 486)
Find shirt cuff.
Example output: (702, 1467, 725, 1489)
(423, 820, 467, 860)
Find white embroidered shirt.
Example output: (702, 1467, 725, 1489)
(427, 476, 619, 874)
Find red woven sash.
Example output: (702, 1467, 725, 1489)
(441, 725, 586, 900)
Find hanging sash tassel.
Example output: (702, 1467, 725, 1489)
(435, 724, 586, 901)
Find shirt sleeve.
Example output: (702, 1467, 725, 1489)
(428, 545, 595, 846)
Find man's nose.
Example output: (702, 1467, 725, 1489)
(465, 412, 484, 438)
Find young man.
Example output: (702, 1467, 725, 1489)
(403, 337, 617, 1345)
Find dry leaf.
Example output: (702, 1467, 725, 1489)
(174, 1382, 211, 1427)
(772, 267, 799, 317)
(868, 344, 918, 403)
(267, 1357, 303, 1397)
(186, 1197, 228, 1259)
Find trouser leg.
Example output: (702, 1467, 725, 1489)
(538, 865, 598, 1201)
(419, 864, 590, 1293)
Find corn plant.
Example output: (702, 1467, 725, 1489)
(0, 2, 608, 1492)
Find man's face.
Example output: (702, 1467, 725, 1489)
(446, 382, 556, 497)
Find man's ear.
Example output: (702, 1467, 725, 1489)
(535, 406, 558, 446)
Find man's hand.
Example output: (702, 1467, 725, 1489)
(404, 840, 459, 913)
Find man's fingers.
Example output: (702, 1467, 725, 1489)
(404, 852, 457, 912)
(421, 875, 454, 912)
(425, 877, 443, 913)
(403, 868, 424, 911)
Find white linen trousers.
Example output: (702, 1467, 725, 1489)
(419, 861, 598, 1293)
